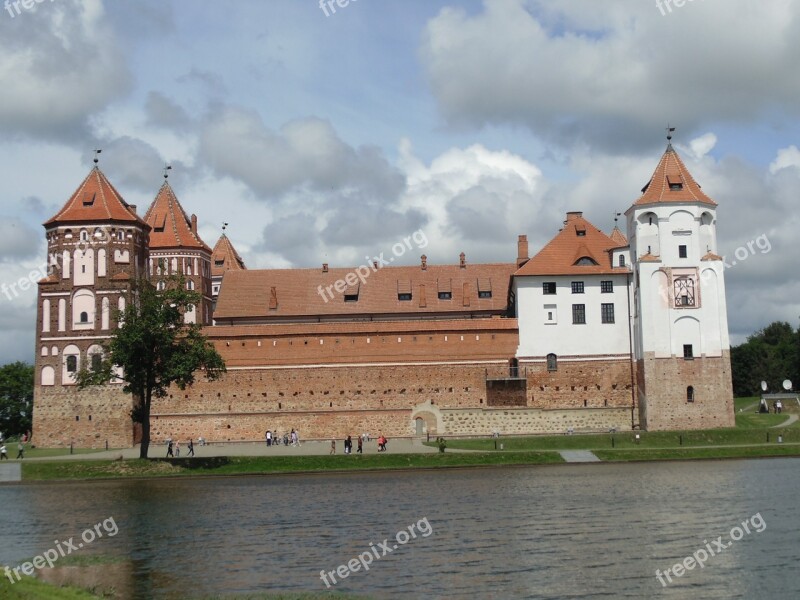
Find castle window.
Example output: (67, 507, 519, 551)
(157, 281, 166, 291)
(619, 255, 626, 267)
(478, 291, 492, 299)
(79, 311, 88, 323)
(66, 355, 77, 373)
(687, 386, 695, 402)
(571, 281, 584, 294)
(601, 303, 615, 324)
(574, 257, 597, 266)
(91, 353, 102, 372)
(438, 292, 452, 300)
(344, 293, 359, 302)
(80, 230, 88, 242)
(215, 259, 224, 267)
(674, 277, 695, 307)
(683, 344, 694, 359)
(679, 245, 688, 258)
(601, 280, 613, 293)
(543, 282, 556, 295)
(186, 280, 195, 291)
(572, 304, 586, 324)
(398, 293, 412, 301)
(547, 353, 557, 372)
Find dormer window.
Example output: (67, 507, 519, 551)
(82, 192, 96, 206)
(398, 293, 412, 301)
(668, 175, 683, 191)
(344, 293, 359, 302)
(215, 259, 224, 267)
(438, 292, 452, 300)
(574, 257, 598, 266)
(576, 226, 586, 237)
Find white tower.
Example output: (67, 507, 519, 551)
(626, 137, 734, 430)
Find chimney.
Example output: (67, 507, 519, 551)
(459, 252, 466, 269)
(322, 263, 328, 273)
(421, 254, 427, 270)
(191, 214, 198, 234)
(565, 211, 583, 222)
(517, 235, 529, 268)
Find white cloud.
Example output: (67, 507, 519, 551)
(769, 145, 800, 174)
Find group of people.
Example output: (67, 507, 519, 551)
(265, 429, 300, 447)
(330, 434, 387, 454)
(0, 431, 29, 459)
(165, 438, 195, 458)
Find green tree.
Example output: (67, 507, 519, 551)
(0, 361, 34, 438)
(731, 321, 799, 397)
(77, 277, 225, 458)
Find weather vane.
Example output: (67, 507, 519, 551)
(222, 222, 228, 233)
(666, 124, 676, 142)
(613, 211, 622, 224)
(163, 164, 172, 180)
(93, 149, 102, 164)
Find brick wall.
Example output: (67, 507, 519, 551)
(32, 383, 134, 448)
(638, 351, 735, 430)
(440, 407, 632, 436)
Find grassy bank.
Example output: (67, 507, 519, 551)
(0, 575, 101, 599)
(21, 451, 564, 481)
(594, 445, 800, 461)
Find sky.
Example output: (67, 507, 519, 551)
(1, 0, 799, 364)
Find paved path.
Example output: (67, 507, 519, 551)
(25, 438, 457, 461)
(773, 414, 799, 428)
(0, 462, 21, 482)
(558, 450, 601, 463)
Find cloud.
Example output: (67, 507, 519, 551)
(769, 145, 800, 174)
(198, 106, 405, 199)
(421, 0, 800, 151)
(144, 92, 193, 132)
(0, 0, 132, 141)
(0, 220, 42, 262)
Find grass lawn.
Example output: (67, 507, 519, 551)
(21, 451, 565, 481)
(595, 444, 800, 461)
(0, 574, 102, 599)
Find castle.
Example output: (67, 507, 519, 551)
(32, 141, 735, 447)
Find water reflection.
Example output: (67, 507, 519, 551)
(0, 460, 798, 598)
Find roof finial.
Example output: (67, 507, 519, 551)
(613, 211, 622, 224)
(163, 164, 172, 180)
(93, 149, 102, 165)
(666, 124, 676, 147)
(222, 222, 228, 235)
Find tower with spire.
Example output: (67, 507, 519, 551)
(143, 175, 213, 325)
(33, 160, 150, 447)
(625, 134, 734, 429)
(210, 228, 246, 313)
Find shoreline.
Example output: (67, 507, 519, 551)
(11, 445, 800, 483)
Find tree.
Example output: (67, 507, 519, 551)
(77, 277, 225, 458)
(731, 321, 799, 397)
(0, 362, 34, 437)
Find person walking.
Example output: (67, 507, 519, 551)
(330, 439, 336, 455)
(0, 444, 7, 459)
(187, 439, 195, 457)
(16, 442, 25, 459)
(357, 436, 363, 454)
(345, 435, 352, 455)
(266, 430, 272, 447)
(166, 440, 174, 457)
(175, 441, 180, 457)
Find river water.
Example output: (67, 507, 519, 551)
(1, 459, 798, 599)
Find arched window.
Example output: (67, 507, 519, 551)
(80, 230, 89, 242)
(547, 353, 557, 372)
(91, 353, 102, 372)
(66, 355, 77, 373)
(618, 254, 625, 267)
(187, 280, 195, 291)
(157, 281, 166, 291)
(687, 386, 695, 403)
(80, 311, 89, 323)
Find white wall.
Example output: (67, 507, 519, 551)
(515, 273, 632, 358)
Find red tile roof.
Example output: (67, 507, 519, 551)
(44, 167, 147, 227)
(214, 262, 515, 321)
(514, 212, 629, 277)
(211, 234, 246, 277)
(635, 144, 716, 206)
(609, 226, 628, 246)
(143, 182, 211, 252)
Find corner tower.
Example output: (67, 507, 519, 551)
(210, 232, 246, 312)
(626, 139, 734, 430)
(143, 180, 213, 325)
(33, 164, 150, 447)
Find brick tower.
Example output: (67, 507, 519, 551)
(143, 178, 213, 325)
(33, 163, 150, 447)
(626, 138, 734, 430)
